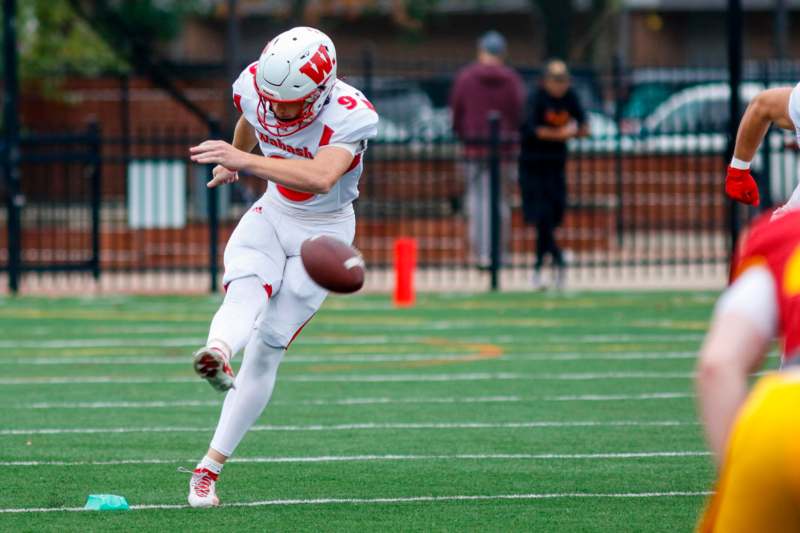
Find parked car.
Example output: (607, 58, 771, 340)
(642, 82, 763, 135)
(573, 82, 800, 204)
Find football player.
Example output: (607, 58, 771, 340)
(696, 210, 800, 531)
(725, 83, 800, 214)
(186, 26, 378, 507)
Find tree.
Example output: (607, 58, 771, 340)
(2, 0, 214, 79)
(530, 0, 620, 63)
(0, 0, 123, 79)
(65, 0, 215, 123)
(531, 0, 573, 60)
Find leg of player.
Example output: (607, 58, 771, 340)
(188, 333, 285, 508)
(193, 276, 269, 392)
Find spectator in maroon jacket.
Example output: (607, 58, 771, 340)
(450, 30, 525, 267)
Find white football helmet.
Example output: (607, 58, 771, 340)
(254, 27, 337, 137)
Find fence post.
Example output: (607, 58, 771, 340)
(612, 55, 625, 247)
(361, 46, 374, 100)
(488, 111, 501, 292)
(120, 74, 131, 172)
(727, 0, 743, 253)
(207, 120, 221, 293)
(88, 120, 102, 281)
(3, 0, 21, 294)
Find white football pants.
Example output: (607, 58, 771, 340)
(207, 194, 355, 457)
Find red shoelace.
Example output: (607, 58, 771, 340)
(191, 468, 218, 498)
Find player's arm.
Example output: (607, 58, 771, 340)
(726, 87, 794, 205)
(207, 116, 259, 186)
(735, 88, 794, 161)
(232, 115, 258, 152)
(536, 122, 585, 142)
(695, 267, 775, 464)
(190, 140, 354, 194)
(535, 125, 573, 141)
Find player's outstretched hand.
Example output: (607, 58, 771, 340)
(190, 140, 250, 172)
(725, 166, 760, 206)
(206, 165, 239, 189)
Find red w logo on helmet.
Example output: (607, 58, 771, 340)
(299, 45, 334, 85)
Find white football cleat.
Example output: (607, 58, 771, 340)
(532, 269, 546, 291)
(193, 347, 235, 392)
(187, 467, 220, 508)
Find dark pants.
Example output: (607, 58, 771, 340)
(519, 156, 567, 270)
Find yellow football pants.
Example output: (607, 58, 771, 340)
(698, 372, 800, 532)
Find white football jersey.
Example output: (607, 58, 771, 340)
(232, 63, 379, 213)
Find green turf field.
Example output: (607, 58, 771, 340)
(0, 291, 744, 531)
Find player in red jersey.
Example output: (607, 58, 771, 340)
(696, 210, 800, 531)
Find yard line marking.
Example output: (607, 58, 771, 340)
(6, 351, 700, 366)
(16, 399, 222, 409)
(0, 333, 705, 350)
(0, 420, 696, 436)
(0, 377, 199, 385)
(0, 451, 712, 467)
(10, 393, 695, 410)
(545, 392, 694, 401)
(518, 352, 697, 362)
(0, 338, 204, 348)
(13, 396, 522, 410)
(0, 372, 696, 386)
(0, 491, 713, 513)
(280, 372, 697, 382)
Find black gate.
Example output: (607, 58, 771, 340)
(1, 124, 101, 285)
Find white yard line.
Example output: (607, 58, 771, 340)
(13, 396, 522, 410)
(5, 351, 699, 365)
(0, 450, 711, 467)
(545, 392, 694, 401)
(279, 372, 697, 382)
(0, 420, 695, 436)
(0, 333, 704, 350)
(12, 393, 694, 410)
(0, 377, 198, 385)
(0, 490, 713, 513)
(15, 399, 223, 409)
(0, 338, 204, 348)
(0, 372, 695, 386)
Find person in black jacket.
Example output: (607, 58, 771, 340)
(519, 60, 589, 289)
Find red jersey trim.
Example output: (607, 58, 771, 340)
(346, 153, 362, 173)
(276, 184, 314, 202)
(319, 125, 334, 146)
(286, 315, 315, 350)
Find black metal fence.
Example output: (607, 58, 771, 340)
(1, 127, 101, 276)
(4, 61, 799, 293)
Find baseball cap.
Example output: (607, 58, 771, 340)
(478, 31, 507, 57)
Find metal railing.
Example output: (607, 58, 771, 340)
(5, 61, 799, 293)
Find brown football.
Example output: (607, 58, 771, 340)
(300, 235, 365, 293)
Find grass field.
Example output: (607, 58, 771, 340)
(0, 291, 743, 531)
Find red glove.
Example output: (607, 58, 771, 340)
(725, 166, 760, 206)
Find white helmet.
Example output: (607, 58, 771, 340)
(254, 27, 337, 137)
